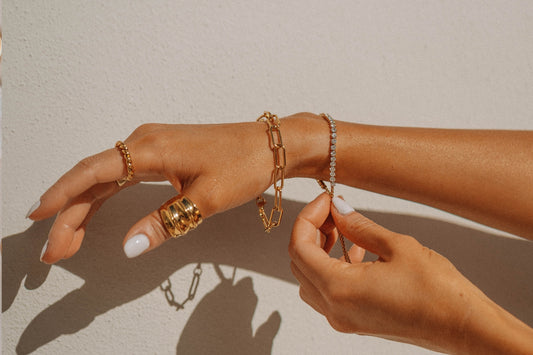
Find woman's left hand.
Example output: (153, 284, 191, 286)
(29, 114, 326, 264)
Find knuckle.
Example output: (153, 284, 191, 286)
(76, 155, 101, 183)
(289, 262, 298, 277)
(133, 123, 159, 136)
(46, 181, 63, 198)
(287, 238, 299, 259)
(344, 214, 376, 236)
(325, 314, 352, 333)
(77, 155, 98, 170)
(136, 129, 160, 147)
(421, 246, 435, 259)
(147, 212, 169, 244)
(298, 287, 306, 300)
(392, 233, 418, 248)
(402, 233, 418, 244)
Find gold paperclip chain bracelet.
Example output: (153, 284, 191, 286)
(256, 112, 286, 233)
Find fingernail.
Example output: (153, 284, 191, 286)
(332, 196, 355, 215)
(124, 234, 150, 258)
(40, 239, 49, 262)
(26, 200, 41, 219)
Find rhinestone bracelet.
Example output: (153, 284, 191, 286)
(317, 113, 337, 196)
(317, 113, 351, 263)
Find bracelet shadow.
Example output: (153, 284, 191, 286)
(3, 183, 533, 354)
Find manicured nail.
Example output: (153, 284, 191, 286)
(40, 239, 49, 262)
(26, 200, 41, 219)
(124, 234, 150, 258)
(332, 196, 355, 215)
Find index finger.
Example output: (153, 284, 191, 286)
(288, 193, 341, 288)
(29, 148, 126, 220)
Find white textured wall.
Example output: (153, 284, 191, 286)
(3, 1, 533, 354)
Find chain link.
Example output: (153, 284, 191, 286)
(256, 112, 286, 233)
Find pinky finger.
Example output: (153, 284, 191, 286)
(290, 262, 326, 315)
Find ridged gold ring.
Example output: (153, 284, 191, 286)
(159, 195, 203, 239)
(115, 141, 134, 186)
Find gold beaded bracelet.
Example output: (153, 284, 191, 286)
(256, 112, 286, 233)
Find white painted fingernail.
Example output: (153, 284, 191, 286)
(26, 200, 41, 219)
(124, 234, 150, 258)
(40, 239, 49, 262)
(333, 196, 355, 215)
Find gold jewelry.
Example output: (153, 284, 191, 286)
(256, 111, 286, 233)
(317, 113, 351, 263)
(159, 195, 203, 239)
(115, 141, 134, 186)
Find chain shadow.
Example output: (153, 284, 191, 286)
(3, 183, 533, 354)
(176, 264, 281, 355)
(3, 184, 295, 355)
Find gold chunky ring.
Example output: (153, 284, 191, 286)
(159, 195, 203, 239)
(115, 141, 134, 186)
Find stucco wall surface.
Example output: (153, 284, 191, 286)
(3, 1, 533, 354)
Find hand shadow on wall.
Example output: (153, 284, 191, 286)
(176, 264, 281, 355)
(3, 184, 533, 354)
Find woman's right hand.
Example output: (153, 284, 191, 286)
(29, 113, 328, 264)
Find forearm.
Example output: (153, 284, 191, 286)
(283, 113, 533, 239)
(458, 295, 533, 354)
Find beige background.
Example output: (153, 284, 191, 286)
(3, 1, 533, 354)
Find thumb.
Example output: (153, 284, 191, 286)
(331, 196, 397, 261)
(122, 184, 212, 259)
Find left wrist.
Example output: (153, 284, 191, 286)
(281, 112, 331, 180)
